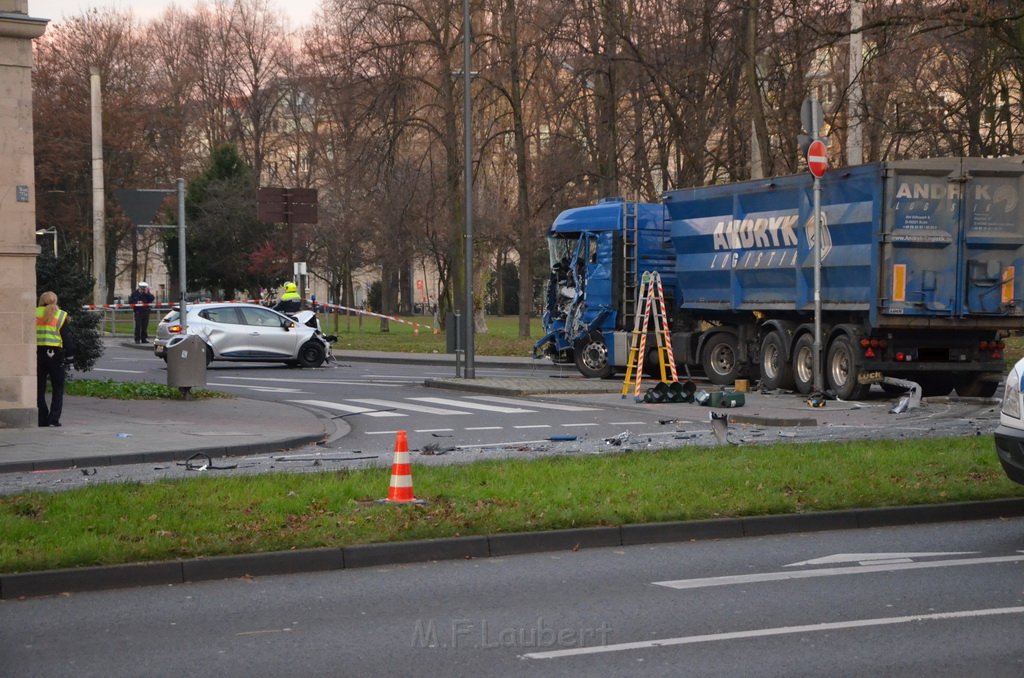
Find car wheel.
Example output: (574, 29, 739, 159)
(574, 331, 613, 379)
(826, 335, 868, 400)
(297, 341, 326, 368)
(759, 331, 795, 391)
(701, 333, 739, 385)
(792, 334, 816, 395)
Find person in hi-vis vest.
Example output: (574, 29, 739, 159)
(36, 291, 74, 427)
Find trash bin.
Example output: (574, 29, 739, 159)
(446, 312, 463, 354)
(166, 335, 208, 389)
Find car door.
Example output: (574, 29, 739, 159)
(236, 306, 302, 358)
(196, 306, 246, 357)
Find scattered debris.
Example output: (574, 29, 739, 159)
(604, 431, 631, 446)
(80, 468, 97, 476)
(179, 453, 237, 471)
(115, 432, 132, 439)
(548, 435, 577, 442)
(431, 433, 454, 438)
(710, 412, 729, 445)
(658, 418, 679, 425)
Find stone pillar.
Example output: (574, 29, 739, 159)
(0, 1, 47, 428)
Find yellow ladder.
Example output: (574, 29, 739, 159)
(621, 272, 679, 400)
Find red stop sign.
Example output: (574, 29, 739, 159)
(807, 140, 828, 178)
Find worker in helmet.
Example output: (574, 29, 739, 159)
(273, 281, 301, 315)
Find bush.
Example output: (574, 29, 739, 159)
(36, 246, 103, 372)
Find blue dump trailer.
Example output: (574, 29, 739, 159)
(534, 158, 1024, 399)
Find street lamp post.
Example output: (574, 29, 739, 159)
(462, 0, 475, 379)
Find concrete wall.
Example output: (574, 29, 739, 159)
(0, 1, 46, 428)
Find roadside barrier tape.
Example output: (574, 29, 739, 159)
(82, 299, 440, 334)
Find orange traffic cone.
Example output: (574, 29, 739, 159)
(382, 431, 426, 504)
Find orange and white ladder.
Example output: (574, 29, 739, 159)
(621, 271, 679, 400)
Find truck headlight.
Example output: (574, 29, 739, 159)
(1002, 368, 1022, 419)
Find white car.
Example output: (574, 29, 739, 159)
(994, 357, 1024, 485)
(153, 303, 331, 367)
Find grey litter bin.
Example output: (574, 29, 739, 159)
(166, 335, 208, 389)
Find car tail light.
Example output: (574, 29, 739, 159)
(169, 324, 182, 334)
(860, 338, 870, 348)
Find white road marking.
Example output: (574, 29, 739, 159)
(416, 428, 454, 433)
(562, 422, 599, 427)
(654, 553, 1024, 590)
(610, 421, 645, 425)
(468, 395, 598, 411)
(409, 397, 532, 413)
(456, 439, 553, 449)
(221, 376, 402, 387)
(521, 606, 1024, 660)
(465, 426, 503, 431)
(93, 368, 145, 374)
(347, 398, 470, 415)
(288, 399, 405, 417)
(208, 383, 306, 393)
(366, 430, 402, 435)
(785, 552, 976, 567)
(514, 424, 551, 429)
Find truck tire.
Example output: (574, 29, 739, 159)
(701, 333, 739, 385)
(792, 334, 815, 394)
(954, 375, 999, 398)
(575, 332, 613, 379)
(760, 332, 795, 391)
(826, 335, 868, 400)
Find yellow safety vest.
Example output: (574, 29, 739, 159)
(36, 307, 68, 348)
(280, 291, 300, 302)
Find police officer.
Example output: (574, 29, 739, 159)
(273, 281, 301, 315)
(129, 281, 155, 344)
(36, 291, 74, 427)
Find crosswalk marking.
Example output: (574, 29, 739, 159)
(409, 397, 533, 413)
(210, 382, 307, 393)
(223, 376, 402, 387)
(288, 399, 404, 417)
(467, 395, 598, 411)
(347, 398, 470, 415)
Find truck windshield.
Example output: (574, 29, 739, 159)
(548, 235, 579, 269)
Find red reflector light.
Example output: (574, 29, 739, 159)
(869, 339, 879, 348)
(993, 351, 1002, 359)
(980, 340, 990, 350)
(896, 352, 905, 361)
(864, 348, 876, 358)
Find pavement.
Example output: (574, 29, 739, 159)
(2, 337, 1022, 599)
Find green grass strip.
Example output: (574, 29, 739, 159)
(65, 379, 229, 400)
(1, 435, 1021, 573)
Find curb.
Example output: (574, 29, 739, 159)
(4, 497, 1023, 599)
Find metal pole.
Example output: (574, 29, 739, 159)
(847, 0, 864, 165)
(90, 67, 107, 305)
(462, 0, 475, 379)
(811, 98, 823, 393)
(177, 178, 187, 335)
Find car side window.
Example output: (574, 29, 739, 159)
(199, 307, 243, 325)
(240, 307, 285, 328)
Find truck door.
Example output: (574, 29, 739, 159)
(881, 161, 962, 317)
(959, 159, 1024, 316)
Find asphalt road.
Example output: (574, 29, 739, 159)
(3, 518, 1022, 677)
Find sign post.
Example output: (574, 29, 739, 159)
(807, 137, 827, 394)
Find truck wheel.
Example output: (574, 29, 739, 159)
(701, 333, 739, 385)
(760, 332, 795, 391)
(954, 375, 999, 398)
(826, 335, 868, 400)
(575, 333, 613, 379)
(297, 341, 326, 368)
(791, 334, 815, 394)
